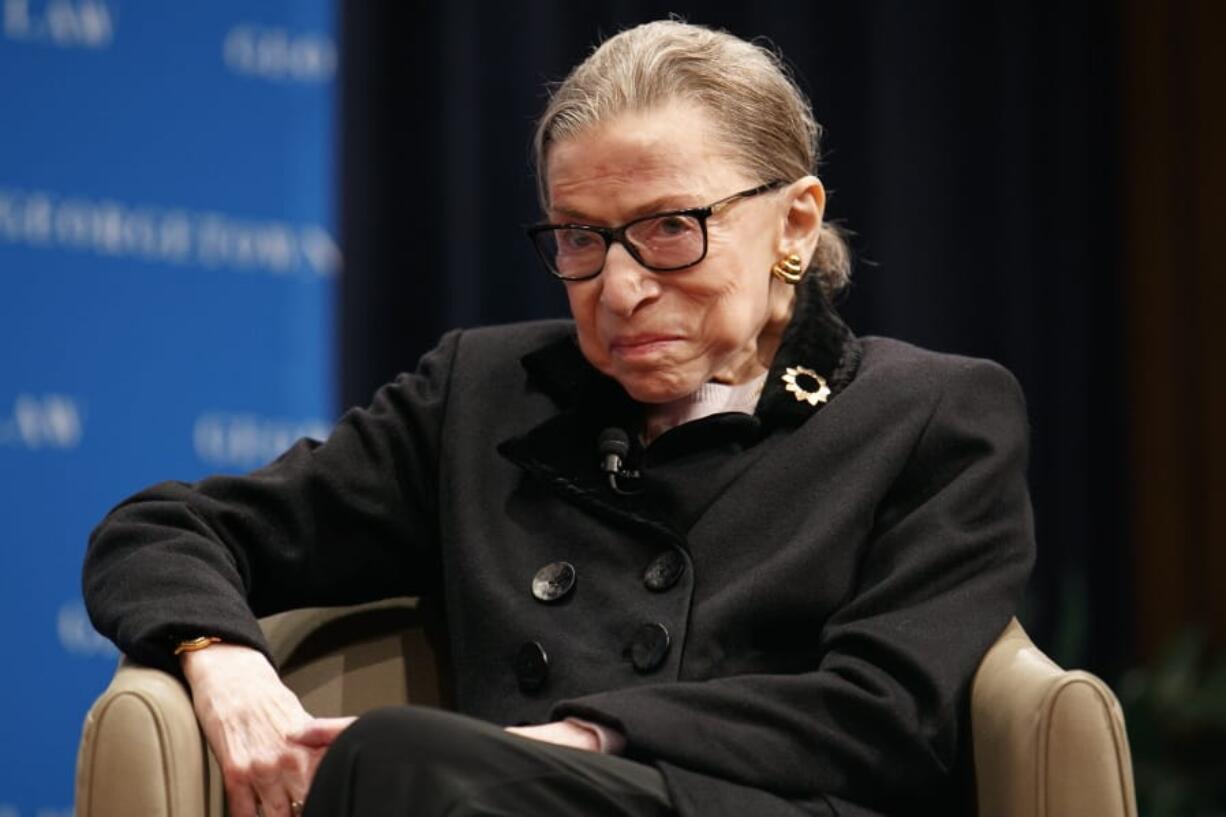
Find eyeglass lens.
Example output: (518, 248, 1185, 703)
(537, 213, 705, 279)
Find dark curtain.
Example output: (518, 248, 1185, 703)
(338, 1, 1126, 674)
(1122, 0, 1226, 658)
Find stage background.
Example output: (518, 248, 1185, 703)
(0, 2, 337, 813)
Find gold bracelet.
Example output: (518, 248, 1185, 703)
(173, 636, 222, 656)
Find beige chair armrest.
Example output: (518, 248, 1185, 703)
(75, 658, 210, 817)
(972, 618, 1137, 817)
(75, 597, 431, 817)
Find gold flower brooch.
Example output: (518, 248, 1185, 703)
(781, 366, 831, 406)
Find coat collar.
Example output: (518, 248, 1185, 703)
(516, 274, 861, 431)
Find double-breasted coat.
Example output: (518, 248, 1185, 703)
(84, 279, 1035, 817)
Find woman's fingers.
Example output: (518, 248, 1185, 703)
(290, 716, 357, 748)
(301, 745, 329, 798)
(213, 717, 311, 815)
(250, 754, 293, 817)
(278, 743, 314, 810)
(225, 780, 259, 817)
(222, 745, 311, 817)
(217, 726, 314, 815)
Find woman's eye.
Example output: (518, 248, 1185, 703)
(656, 216, 692, 235)
(560, 230, 598, 250)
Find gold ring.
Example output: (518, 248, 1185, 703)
(291, 801, 304, 816)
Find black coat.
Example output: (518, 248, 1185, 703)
(84, 282, 1034, 817)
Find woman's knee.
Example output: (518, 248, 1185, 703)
(330, 705, 480, 763)
(308, 707, 493, 816)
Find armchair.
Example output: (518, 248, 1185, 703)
(75, 603, 1136, 816)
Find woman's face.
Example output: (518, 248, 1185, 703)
(544, 101, 822, 403)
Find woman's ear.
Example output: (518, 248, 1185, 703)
(778, 175, 826, 262)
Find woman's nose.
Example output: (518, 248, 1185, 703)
(599, 242, 660, 317)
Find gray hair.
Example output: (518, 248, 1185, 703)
(533, 19, 851, 296)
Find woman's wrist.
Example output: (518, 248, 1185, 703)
(179, 641, 274, 685)
(173, 635, 222, 656)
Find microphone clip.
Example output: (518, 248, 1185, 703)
(606, 466, 641, 495)
(597, 427, 642, 496)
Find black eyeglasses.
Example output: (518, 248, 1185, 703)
(526, 180, 784, 281)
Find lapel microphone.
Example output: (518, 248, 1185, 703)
(597, 428, 641, 495)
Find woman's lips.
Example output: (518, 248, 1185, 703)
(609, 334, 683, 360)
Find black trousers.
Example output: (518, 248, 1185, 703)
(303, 706, 677, 817)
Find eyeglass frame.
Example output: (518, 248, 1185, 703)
(525, 179, 785, 281)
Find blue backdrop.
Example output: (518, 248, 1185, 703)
(0, 2, 337, 812)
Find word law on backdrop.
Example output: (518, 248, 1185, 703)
(3, 0, 114, 49)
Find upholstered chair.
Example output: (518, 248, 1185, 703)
(76, 602, 1137, 817)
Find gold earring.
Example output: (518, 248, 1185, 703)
(771, 254, 805, 284)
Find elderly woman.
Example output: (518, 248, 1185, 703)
(84, 19, 1033, 817)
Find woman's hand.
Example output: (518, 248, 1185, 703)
(181, 644, 352, 817)
(505, 720, 602, 752)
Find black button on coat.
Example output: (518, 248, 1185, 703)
(83, 280, 1035, 817)
(531, 561, 576, 603)
(628, 622, 671, 672)
(642, 549, 685, 592)
(515, 641, 550, 691)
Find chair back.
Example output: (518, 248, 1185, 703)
(264, 597, 444, 713)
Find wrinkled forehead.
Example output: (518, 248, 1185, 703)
(542, 103, 749, 220)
